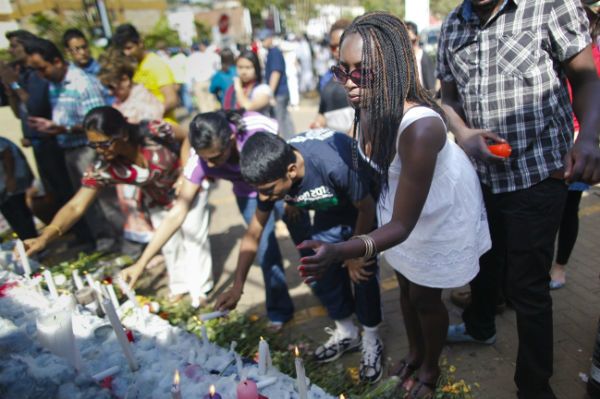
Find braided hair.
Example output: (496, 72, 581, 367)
(342, 12, 444, 194)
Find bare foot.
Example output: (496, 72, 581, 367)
(550, 263, 566, 284)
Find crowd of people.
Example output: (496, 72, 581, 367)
(1, 0, 600, 398)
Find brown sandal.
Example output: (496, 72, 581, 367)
(390, 359, 420, 391)
(407, 378, 437, 399)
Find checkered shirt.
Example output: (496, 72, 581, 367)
(49, 65, 106, 148)
(437, 0, 591, 193)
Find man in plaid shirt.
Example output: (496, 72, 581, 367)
(25, 38, 122, 251)
(439, 1, 600, 397)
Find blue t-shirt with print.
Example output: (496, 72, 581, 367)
(264, 47, 289, 97)
(258, 129, 371, 232)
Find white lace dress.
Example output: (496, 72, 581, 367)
(377, 106, 491, 288)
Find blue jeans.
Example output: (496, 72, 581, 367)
(236, 197, 294, 322)
(286, 210, 382, 327)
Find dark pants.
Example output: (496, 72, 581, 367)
(289, 210, 382, 327)
(0, 193, 37, 240)
(236, 197, 294, 323)
(463, 178, 567, 398)
(31, 139, 73, 207)
(555, 190, 583, 265)
(273, 94, 296, 140)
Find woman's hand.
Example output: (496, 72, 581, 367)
(344, 257, 375, 283)
(233, 77, 242, 93)
(17, 237, 48, 258)
(120, 262, 145, 288)
(296, 240, 340, 283)
(215, 285, 243, 311)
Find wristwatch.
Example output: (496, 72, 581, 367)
(9, 81, 21, 91)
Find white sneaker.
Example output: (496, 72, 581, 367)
(360, 335, 383, 383)
(313, 327, 361, 363)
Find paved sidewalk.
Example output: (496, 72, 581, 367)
(206, 98, 600, 398)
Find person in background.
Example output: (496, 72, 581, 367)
(112, 24, 179, 124)
(62, 28, 114, 104)
(310, 19, 353, 133)
(169, 47, 194, 115)
(187, 41, 220, 113)
(25, 38, 121, 252)
(439, 1, 600, 397)
(223, 50, 272, 116)
(404, 21, 436, 95)
(257, 29, 296, 139)
(209, 48, 236, 107)
(0, 136, 36, 240)
(0, 30, 74, 213)
(550, 2, 600, 289)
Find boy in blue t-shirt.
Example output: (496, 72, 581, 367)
(215, 129, 383, 383)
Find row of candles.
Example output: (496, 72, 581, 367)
(170, 341, 309, 399)
(15, 241, 345, 398)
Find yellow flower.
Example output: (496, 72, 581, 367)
(347, 367, 360, 383)
(448, 365, 456, 373)
(249, 314, 260, 322)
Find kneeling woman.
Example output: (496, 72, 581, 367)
(22, 106, 212, 305)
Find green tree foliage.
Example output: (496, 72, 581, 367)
(359, 0, 460, 20)
(194, 20, 212, 43)
(242, 0, 288, 28)
(143, 17, 181, 50)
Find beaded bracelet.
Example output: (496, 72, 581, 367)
(351, 234, 377, 259)
(45, 224, 63, 237)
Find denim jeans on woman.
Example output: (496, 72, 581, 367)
(235, 196, 294, 323)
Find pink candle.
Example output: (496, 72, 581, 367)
(236, 379, 258, 399)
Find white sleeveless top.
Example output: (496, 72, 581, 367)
(377, 106, 491, 288)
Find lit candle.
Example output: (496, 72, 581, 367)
(202, 384, 222, 399)
(235, 352, 244, 377)
(340, 395, 346, 399)
(15, 240, 32, 277)
(199, 310, 229, 322)
(258, 337, 271, 376)
(43, 270, 59, 299)
(294, 346, 308, 399)
(102, 298, 139, 371)
(236, 379, 258, 399)
(171, 369, 182, 399)
(72, 270, 84, 290)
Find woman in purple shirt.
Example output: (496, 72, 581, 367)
(121, 110, 294, 325)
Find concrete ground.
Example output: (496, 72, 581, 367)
(2, 97, 599, 398)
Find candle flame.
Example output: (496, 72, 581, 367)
(260, 336, 264, 341)
(294, 346, 300, 357)
(209, 384, 216, 395)
(173, 369, 180, 385)
(340, 395, 346, 399)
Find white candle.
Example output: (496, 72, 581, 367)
(256, 376, 278, 390)
(104, 283, 120, 311)
(92, 365, 120, 381)
(72, 270, 84, 290)
(15, 240, 32, 277)
(84, 272, 95, 288)
(171, 369, 182, 399)
(102, 298, 139, 371)
(258, 337, 271, 375)
(235, 352, 244, 377)
(116, 276, 140, 307)
(294, 346, 308, 399)
(199, 310, 229, 322)
(36, 299, 81, 371)
(42, 270, 59, 299)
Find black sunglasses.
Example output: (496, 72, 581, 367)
(88, 138, 117, 149)
(330, 65, 373, 87)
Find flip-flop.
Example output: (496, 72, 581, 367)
(390, 359, 420, 391)
(408, 378, 437, 399)
(549, 280, 565, 290)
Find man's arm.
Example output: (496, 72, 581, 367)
(1, 147, 16, 193)
(215, 207, 271, 311)
(563, 44, 600, 184)
(440, 80, 505, 162)
(268, 71, 281, 95)
(160, 84, 179, 115)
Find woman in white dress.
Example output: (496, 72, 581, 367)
(298, 12, 490, 398)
